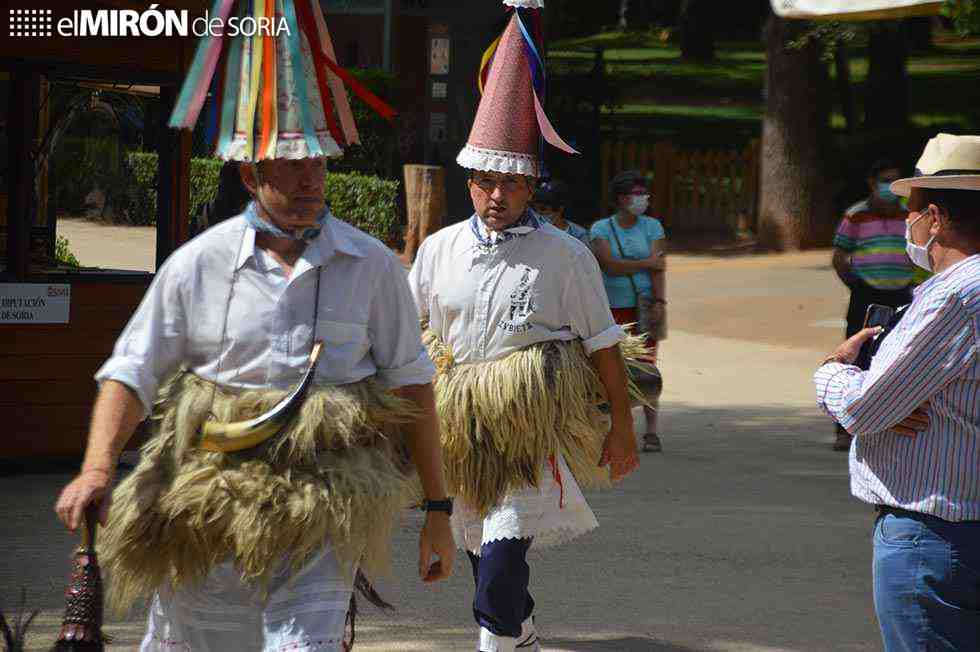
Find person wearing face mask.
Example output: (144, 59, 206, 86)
(829, 158, 916, 450)
(814, 133, 980, 652)
(531, 179, 591, 245)
(590, 170, 667, 453)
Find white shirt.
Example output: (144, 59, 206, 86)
(97, 212, 434, 416)
(408, 216, 624, 363)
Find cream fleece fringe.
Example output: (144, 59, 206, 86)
(424, 331, 651, 517)
(100, 373, 419, 616)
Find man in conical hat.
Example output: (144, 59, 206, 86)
(814, 133, 980, 651)
(409, 2, 640, 650)
(54, 3, 454, 649)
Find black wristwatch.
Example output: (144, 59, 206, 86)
(420, 498, 453, 516)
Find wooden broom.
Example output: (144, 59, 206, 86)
(52, 505, 110, 651)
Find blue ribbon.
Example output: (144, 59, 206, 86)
(216, 0, 246, 158)
(282, 0, 323, 157)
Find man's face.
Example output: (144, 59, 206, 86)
(905, 188, 941, 245)
(469, 171, 534, 230)
(241, 157, 327, 230)
(870, 167, 902, 202)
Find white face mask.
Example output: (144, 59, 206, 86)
(627, 194, 649, 216)
(905, 208, 936, 272)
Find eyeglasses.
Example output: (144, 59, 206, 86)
(471, 175, 525, 193)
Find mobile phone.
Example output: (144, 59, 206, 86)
(864, 304, 896, 329)
(855, 304, 896, 370)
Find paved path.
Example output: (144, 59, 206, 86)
(2, 234, 881, 651)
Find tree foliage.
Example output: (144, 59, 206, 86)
(944, 0, 980, 34)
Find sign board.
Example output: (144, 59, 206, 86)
(0, 284, 71, 324)
(430, 37, 450, 75)
(771, 0, 942, 21)
(431, 81, 448, 100)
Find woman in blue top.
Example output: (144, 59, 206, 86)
(590, 170, 667, 452)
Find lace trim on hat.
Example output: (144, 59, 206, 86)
(222, 132, 343, 162)
(456, 144, 540, 178)
(503, 0, 545, 7)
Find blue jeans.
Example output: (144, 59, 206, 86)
(468, 538, 534, 639)
(873, 509, 980, 651)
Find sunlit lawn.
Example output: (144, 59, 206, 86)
(551, 31, 980, 142)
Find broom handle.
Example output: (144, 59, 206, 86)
(82, 503, 99, 552)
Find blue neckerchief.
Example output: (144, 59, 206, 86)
(243, 201, 329, 242)
(469, 210, 541, 250)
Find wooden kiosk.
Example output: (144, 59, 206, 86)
(0, 1, 202, 457)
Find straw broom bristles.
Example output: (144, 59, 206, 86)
(99, 375, 419, 617)
(424, 330, 650, 517)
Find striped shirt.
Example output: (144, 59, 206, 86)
(833, 200, 914, 290)
(814, 254, 980, 522)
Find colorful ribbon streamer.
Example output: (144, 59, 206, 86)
(169, 0, 235, 129)
(311, 0, 360, 145)
(281, 0, 323, 158)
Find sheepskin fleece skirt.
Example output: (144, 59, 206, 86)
(424, 332, 650, 518)
(100, 373, 419, 616)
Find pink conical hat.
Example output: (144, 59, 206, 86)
(458, 14, 538, 176)
(457, 0, 575, 177)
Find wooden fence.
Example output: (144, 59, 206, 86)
(600, 140, 761, 237)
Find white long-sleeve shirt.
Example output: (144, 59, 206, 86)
(408, 213, 624, 363)
(814, 254, 980, 522)
(97, 209, 434, 416)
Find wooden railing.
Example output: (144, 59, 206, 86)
(600, 139, 761, 236)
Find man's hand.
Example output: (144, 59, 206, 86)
(823, 326, 883, 366)
(419, 511, 455, 583)
(55, 469, 113, 532)
(600, 419, 640, 482)
(893, 401, 930, 438)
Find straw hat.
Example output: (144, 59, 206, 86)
(457, 0, 576, 177)
(891, 133, 980, 197)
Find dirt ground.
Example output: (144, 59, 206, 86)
(4, 224, 877, 651)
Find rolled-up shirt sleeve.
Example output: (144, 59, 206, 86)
(94, 259, 188, 417)
(814, 292, 975, 436)
(369, 252, 435, 389)
(564, 249, 625, 354)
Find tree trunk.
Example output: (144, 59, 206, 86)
(678, 0, 715, 61)
(758, 16, 835, 251)
(400, 165, 447, 265)
(864, 21, 909, 129)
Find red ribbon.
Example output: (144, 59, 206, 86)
(295, 0, 346, 148)
(548, 454, 565, 509)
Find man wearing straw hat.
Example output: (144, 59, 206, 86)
(814, 133, 980, 651)
(54, 2, 454, 650)
(409, 2, 640, 650)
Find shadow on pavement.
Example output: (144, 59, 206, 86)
(545, 637, 697, 651)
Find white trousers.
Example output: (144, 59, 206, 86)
(140, 545, 353, 652)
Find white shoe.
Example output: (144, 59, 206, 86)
(478, 617, 539, 652)
(517, 617, 539, 651)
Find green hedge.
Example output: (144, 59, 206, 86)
(122, 152, 399, 242)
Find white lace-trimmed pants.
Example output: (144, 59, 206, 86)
(452, 453, 599, 555)
(140, 544, 353, 652)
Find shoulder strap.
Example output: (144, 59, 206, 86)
(608, 218, 641, 298)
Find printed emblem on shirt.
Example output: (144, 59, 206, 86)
(499, 267, 536, 334)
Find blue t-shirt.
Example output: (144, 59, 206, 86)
(589, 215, 666, 308)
